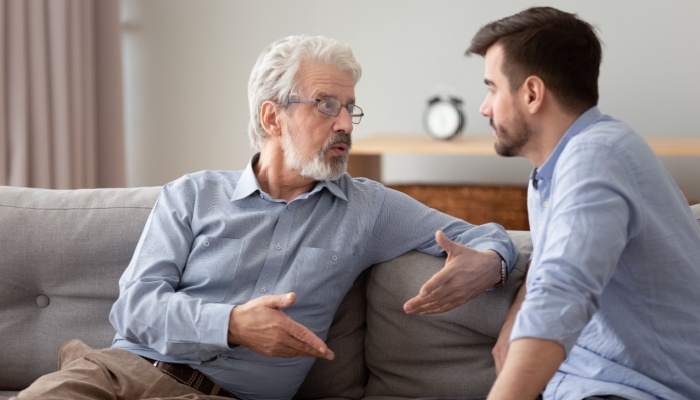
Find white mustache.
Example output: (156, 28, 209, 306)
(322, 134, 352, 152)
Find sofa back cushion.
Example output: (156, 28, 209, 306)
(0, 186, 161, 390)
(363, 231, 532, 398)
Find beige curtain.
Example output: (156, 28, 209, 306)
(0, 0, 125, 188)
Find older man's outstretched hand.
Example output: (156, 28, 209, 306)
(227, 292, 335, 360)
(403, 230, 502, 315)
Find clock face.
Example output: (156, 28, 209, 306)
(425, 101, 462, 139)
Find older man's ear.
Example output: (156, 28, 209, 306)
(261, 100, 283, 137)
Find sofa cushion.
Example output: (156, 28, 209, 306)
(363, 231, 532, 398)
(0, 186, 161, 390)
(296, 269, 369, 400)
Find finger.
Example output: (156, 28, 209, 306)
(495, 355, 504, 375)
(403, 288, 446, 314)
(286, 322, 335, 360)
(406, 295, 458, 315)
(403, 295, 431, 314)
(406, 278, 481, 315)
(403, 266, 454, 313)
(493, 345, 506, 375)
(435, 230, 457, 256)
(266, 292, 296, 310)
(405, 298, 440, 314)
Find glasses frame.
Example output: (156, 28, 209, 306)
(283, 97, 364, 124)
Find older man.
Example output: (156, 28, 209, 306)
(13, 35, 516, 400)
(466, 7, 700, 400)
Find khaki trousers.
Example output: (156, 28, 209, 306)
(11, 339, 236, 400)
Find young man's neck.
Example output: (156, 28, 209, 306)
(523, 106, 582, 167)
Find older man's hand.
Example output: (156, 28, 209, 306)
(403, 230, 502, 315)
(227, 292, 335, 360)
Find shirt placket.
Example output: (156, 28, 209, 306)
(252, 201, 297, 298)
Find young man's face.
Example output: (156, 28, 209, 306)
(281, 61, 355, 181)
(479, 43, 534, 158)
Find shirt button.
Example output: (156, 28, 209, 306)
(259, 287, 267, 293)
(331, 255, 338, 262)
(543, 200, 549, 207)
(275, 243, 282, 250)
(203, 240, 209, 247)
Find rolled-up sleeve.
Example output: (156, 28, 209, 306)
(512, 141, 640, 353)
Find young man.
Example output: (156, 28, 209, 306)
(466, 6, 700, 400)
(12, 35, 517, 400)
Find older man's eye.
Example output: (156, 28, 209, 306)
(318, 98, 339, 114)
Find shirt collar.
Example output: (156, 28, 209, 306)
(231, 154, 264, 201)
(314, 179, 348, 201)
(535, 106, 602, 184)
(230, 153, 348, 202)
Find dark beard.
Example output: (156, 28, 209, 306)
(492, 116, 532, 158)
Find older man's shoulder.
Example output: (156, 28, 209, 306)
(165, 170, 244, 194)
(336, 173, 385, 192)
(326, 174, 389, 203)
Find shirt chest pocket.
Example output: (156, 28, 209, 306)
(180, 236, 244, 302)
(283, 247, 355, 323)
(293, 247, 354, 285)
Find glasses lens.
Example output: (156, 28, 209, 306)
(317, 97, 341, 116)
(351, 105, 363, 124)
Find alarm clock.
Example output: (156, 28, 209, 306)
(423, 95, 466, 140)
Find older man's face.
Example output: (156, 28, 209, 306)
(281, 61, 355, 181)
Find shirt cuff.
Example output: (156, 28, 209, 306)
(198, 302, 236, 352)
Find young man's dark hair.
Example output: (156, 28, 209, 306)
(466, 6, 602, 114)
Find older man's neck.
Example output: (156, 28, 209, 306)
(254, 151, 316, 203)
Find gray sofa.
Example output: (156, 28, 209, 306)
(1, 184, 545, 399)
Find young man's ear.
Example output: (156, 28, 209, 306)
(522, 75, 545, 114)
(260, 101, 283, 137)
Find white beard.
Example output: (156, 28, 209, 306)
(282, 127, 349, 181)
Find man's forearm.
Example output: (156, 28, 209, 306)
(487, 338, 565, 399)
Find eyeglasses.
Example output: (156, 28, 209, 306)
(283, 96, 364, 124)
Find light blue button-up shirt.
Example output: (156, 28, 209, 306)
(514, 107, 700, 399)
(110, 154, 517, 400)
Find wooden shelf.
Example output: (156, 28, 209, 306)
(351, 134, 499, 156)
(348, 133, 700, 181)
(641, 137, 700, 156)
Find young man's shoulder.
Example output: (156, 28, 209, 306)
(569, 116, 653, 162)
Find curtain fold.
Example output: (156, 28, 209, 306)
(1, 0, 125, 188)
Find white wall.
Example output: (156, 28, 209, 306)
(121, 0, 700, 200)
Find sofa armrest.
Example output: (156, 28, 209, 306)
(362, 231, 532, 398)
